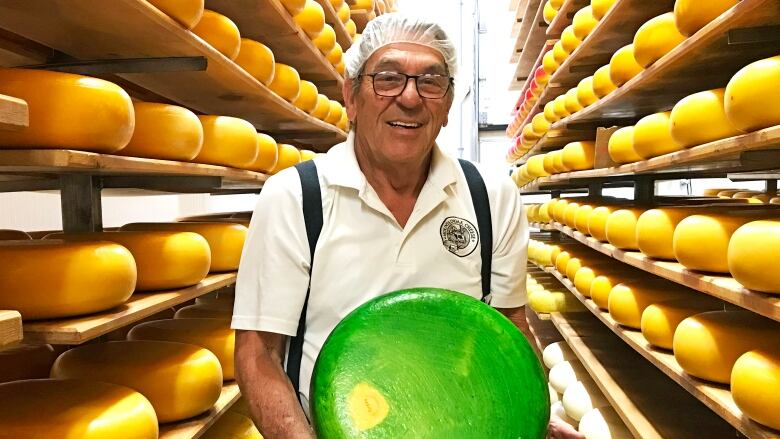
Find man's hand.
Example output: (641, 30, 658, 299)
(548, 414, 585, 439)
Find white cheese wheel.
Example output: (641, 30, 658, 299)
(563, 380, 608, 421)
(579, 407, 631, 439)
(543, 342, 577, 369)
(549, 360, 588, 394)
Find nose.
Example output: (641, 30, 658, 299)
(396, 77, 423, 108)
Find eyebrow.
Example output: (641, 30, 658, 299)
(372, 58, 448, 75)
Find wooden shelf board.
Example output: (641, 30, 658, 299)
(0, 93, 28, 131)
(350, 9, 370, 33)
(550, 311, 737, 438)
(159, 382, 241, 439)
(545, 0, 587, 37)
(23, 273, 236, 344)
(0, 0, 346, 144)
(0, 310, 22, 349)
(514, 0, 552, 85)
(314, 0, 353, 51)
(511, 0, 543, 68)
(550, 0, 780, 134)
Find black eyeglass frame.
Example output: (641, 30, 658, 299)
(358, 71, 454, 99)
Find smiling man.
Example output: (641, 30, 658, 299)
(232, 13, 581, 439)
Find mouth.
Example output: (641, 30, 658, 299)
(387, 120, 423, 129)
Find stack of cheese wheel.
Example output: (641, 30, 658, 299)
(293, 80, 320, 114)
(235, 39, 276, 86)
(725, 54, 780, 133)
(728, 219, 780, 293)
(640, 297, 722, 350)
(543, 0, 561, 24)
(202, 411, 263, 439)
(0, 344, 58, 383)
(549, 360, 589, 395)
(269, 143, 303, 174)
(269, 63, 302, 102)
(192, 10, 241, 60)
(674, 0, 739, 37)
(195, 115, 259, 169)
(609, 44, 643, 87)
(573, 262, 639, 299)
(605, 207, 647, 250)
(636, 206, 703, 260)
(543, 342, 577, 370)
(45, 231, 211, 291)
(632, 13, 686, 68)
(608, 279, 695, 329)
(51, 340, 224, 422)
(528, 287, 583, 314)
(293, 0, 325, 39)
(731, 347, 780, 431)
(0, 379, 159, 438)
(247, 133, 279, 173)
(0, 240, 136, 319)
(120, 222, 248, 272)
(0, 69, 134, 153)
(147, 0, 205, 29)
(118, 102, 204, 161)
(589, 269, 642, 310)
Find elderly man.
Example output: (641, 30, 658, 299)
(233, 13, 582, 439)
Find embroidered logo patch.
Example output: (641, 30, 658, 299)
(440, 216, 479, 257)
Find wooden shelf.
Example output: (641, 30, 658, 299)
(513, 0, 552, 87)
(350, 9, 370, 33)
(543, 265, 778, 438)
(314, 0, 353, 51)
(0, 310, 22, 349)
(529, 221, 556, 231)
(160, 382, 241, 439)
(550, 311, 737, 438)
(0, 0, 347, 146)
(510, 0, 532, 62)
(0, 93, 28, 131)
(545, 0, 588, 38)
(547, 0, 780, 136)
(23, 273, 236, 344)
(510, 0, 543, 72)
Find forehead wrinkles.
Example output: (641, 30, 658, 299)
(367, 47, 448, 74)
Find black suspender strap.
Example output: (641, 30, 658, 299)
(458, 159, 493, 301)
(287, 161, 323, 399)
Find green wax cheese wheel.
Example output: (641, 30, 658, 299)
(310, 288, 549, 439)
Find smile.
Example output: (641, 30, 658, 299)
(387, 121, 423, 129)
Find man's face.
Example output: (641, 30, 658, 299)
(344, 43, 454, 165)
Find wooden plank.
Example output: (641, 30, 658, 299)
(314, 0, 353, 50)
(159, 382, 241, 439)
(510, 0, 543, 65)
(0, 0, 346, 143)
(0, 310, 22, 349)
(0, 93, 28, 131)
(23, 273, 236, 344)
(514, 0, 551, 84)
(550, 312, 736, 438)
(350, 9, 370, 34)
(545, 0, 588, 38)
(205, 0, 344, 101)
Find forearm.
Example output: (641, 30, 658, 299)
(235, 330, 315, 439)
(496, 305, 541, 357)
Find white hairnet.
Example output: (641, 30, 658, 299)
(344, 12, 458, 79)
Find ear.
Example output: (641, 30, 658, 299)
(343, 78, 358, 122)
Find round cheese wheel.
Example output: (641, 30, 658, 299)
(523, 124, 541, 143)
(337, 111, 349, 131)
(345, 20, 357, 38)
(573, 267, 601, 297)
(562, 141, 596, 171)
(543, 51, 560, 75)
(565, 88, 584, 114)
(544, 102, 559, 124)
(176, 301, 234, 319)
(235, 39, 276, 86)
(0, 240, 136, 319)
(280, 0, 306, 15)
(674, 0, 738, 37)
(543, 342, 577, 369)
(574, 204, 595, 233)
(195, 291, 235, 306)
(46, 231, 210, 291)
(673, 311, 780, 383)
(572, 6, 599, 40)
(592, 65, 617, 98)
(0, 69, 133, 152)
(336, 3, 350, 23)
(542, 153, 559, 175)
(590, 0, 616, 20)
(532, 113, 552, 137)
(528, 155, 550, 178)
(312, 94, 332, 120)
(579, 407, 631, 439)
(192, 10, 241, 60)
(632, 13, 686, 68)
(549, 360, 588, 394)
(293, 0, 325, 38)
(716, 189, 742, 198)
(326, 44, 344, 66)
(607, 126, 641, 164)
(555, 250, 574, 274)
(608, 45, 643, 87)
(325, 100, 344, 125)
(669, 88, 741, 148)
(590, 274, 623, 310)
(300, 149, 317, 161)
(268, 143, 302, 174)
(529, 290, 581, 313)
(543, 1, 559, 24)
(269, 63, 301, 102)
(731, 349, 780, 430)
(728, 219, 780, 293)
(563, 380, 608, 421)
(129, 318, 234, 380)
(552, 198, 574, 223)
(566, 256, 612, 281)
(563, 202, 582, 228)
(147, 0, 204, 29)
(725, 55, 780, 132)
(52, 340, 223, 422)
(635, 207, 700, 260)
(561, 26, 582, 54)
(551, 401, 578, 428)
(608, 281, 691, 329)
(673, 213, 764, 273)
(0, 229, 31, 240)
(202, 411, 262, 439)
(633, 111, 683, 159)
(293, 80, 319, 113)
(577, 76, 599, 108)
(553, 95, 571, 119)
(120, 222, 247, 272)
(350, 0, 374, 9)
(605, 208, 645, 250)
(120, 102, 203, 161)
(549, 383, 560, 404)
(194, 115, 258, 168)
(312, 24, 337, 54)
(246, 133, 279, 173)
(588, 205, 620, 242)
(640, 298, 722, 350)
(0, 344, 57, 383)
(0, 379, 158, 438)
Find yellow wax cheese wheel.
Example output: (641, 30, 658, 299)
(551, 199, 571, 223)
(312, 24, 337, 55)
(337, 2, 351, 23)
(635, 207, 701, 260)
(527, 155, 550, 178)
(540, 202, 554, 223)
(51, 340, 223, 422)
(572, 6, 599, 40)
(176, 302, 234, 319)
(640, 298, 722, 350)
(591, 65, 617, 98)
(269, 63, 301, 102)
(119, 102, 203, 161)
(674, 0, 738, 37)
(605, 208, 647, 250)
(549, 360, 589, 394)
(312, 94, 332, 120)
(0, 379, 158, 439)
(280, 0, 307, 15)
(202, 411, 263, 439)
(590, 0, 616, 20)
(337, 111, 349, 131)
(563, 202, 581, 228)
(532, 113, 552, 136)
(588, 205, 618, 242)
(608, 282, 690, 329)
(633, 13, 686, 68)
(542, 153, 558, 175)
(543, 51, 560, 75)
(609, 45, 643, 87)
(129, 318, 234, 380)
(633, 111, 683, 159)
(673, 311, 780, 383)
(543, 342, 577, 369)
(522, 124, 541, 142)
(607, 126, 641, 164)
(326, 44, 344, 66)
(246, 133, 279, 173)
(553, 41, 570, 65)
(0, 344, 57, 383)
(552, 150, 570, 173)
(590, 273, 630, 309)
(576, 76, 599, 107)
(0, 229, 31, 240)
(553, 95, 571, 119)
(293, 0, 325, 38)
(195, 115, 258, 168)
(673, 213, 769, 273)
(0, 69, 134, 152)
(325, 100, 344, 125)
(351, 0, 374, 9)
(269, 143, 302, 174)
(345, 19, 358, 38)
(562, 380, 608, 421)
(555, 252, 573, 273)
(550, 0, 564, 8)
(725, 55, 780, 132)
(544, 102, 559, 124)
(192, 10, 241, 60)
(46, 231, 211, 291)
(574, 204, 595, 233)
(562, 141, 595, 171)
(566, 256, 612, 281)
(564, 88, 584, 114)
(731, 349, 780, 430)
(300, 149, 317, 162)
(573, 266, 600, 297)
(578, 407, 631, 439)
(543, 1, 559, 25)
(0, 240, 136, 319)
(148, 0, 204, 29)
(293, 80, 319, 113)
(235, 39, 276, 86)
(120, 222, 247, 272)
(670, 88, 741, 148)
(561, 26, 582, 54)
(529, 290, 581, 313)
(728, 219, 780, 293)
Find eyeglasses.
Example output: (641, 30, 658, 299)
(359, 71, 453, 99)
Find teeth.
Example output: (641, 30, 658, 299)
(389, 121, 421, 128)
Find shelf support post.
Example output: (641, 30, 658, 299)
(60, 174, 103, 232)
(588, 182, 603, 198)
(634, 176, 655, 205)
(767, 179, 778, 194)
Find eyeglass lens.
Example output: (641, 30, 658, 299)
(371, 72, 450, 98)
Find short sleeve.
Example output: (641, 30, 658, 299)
(231, 168, 313, 336)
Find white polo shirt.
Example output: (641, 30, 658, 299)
(232, 133, 529, 406)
